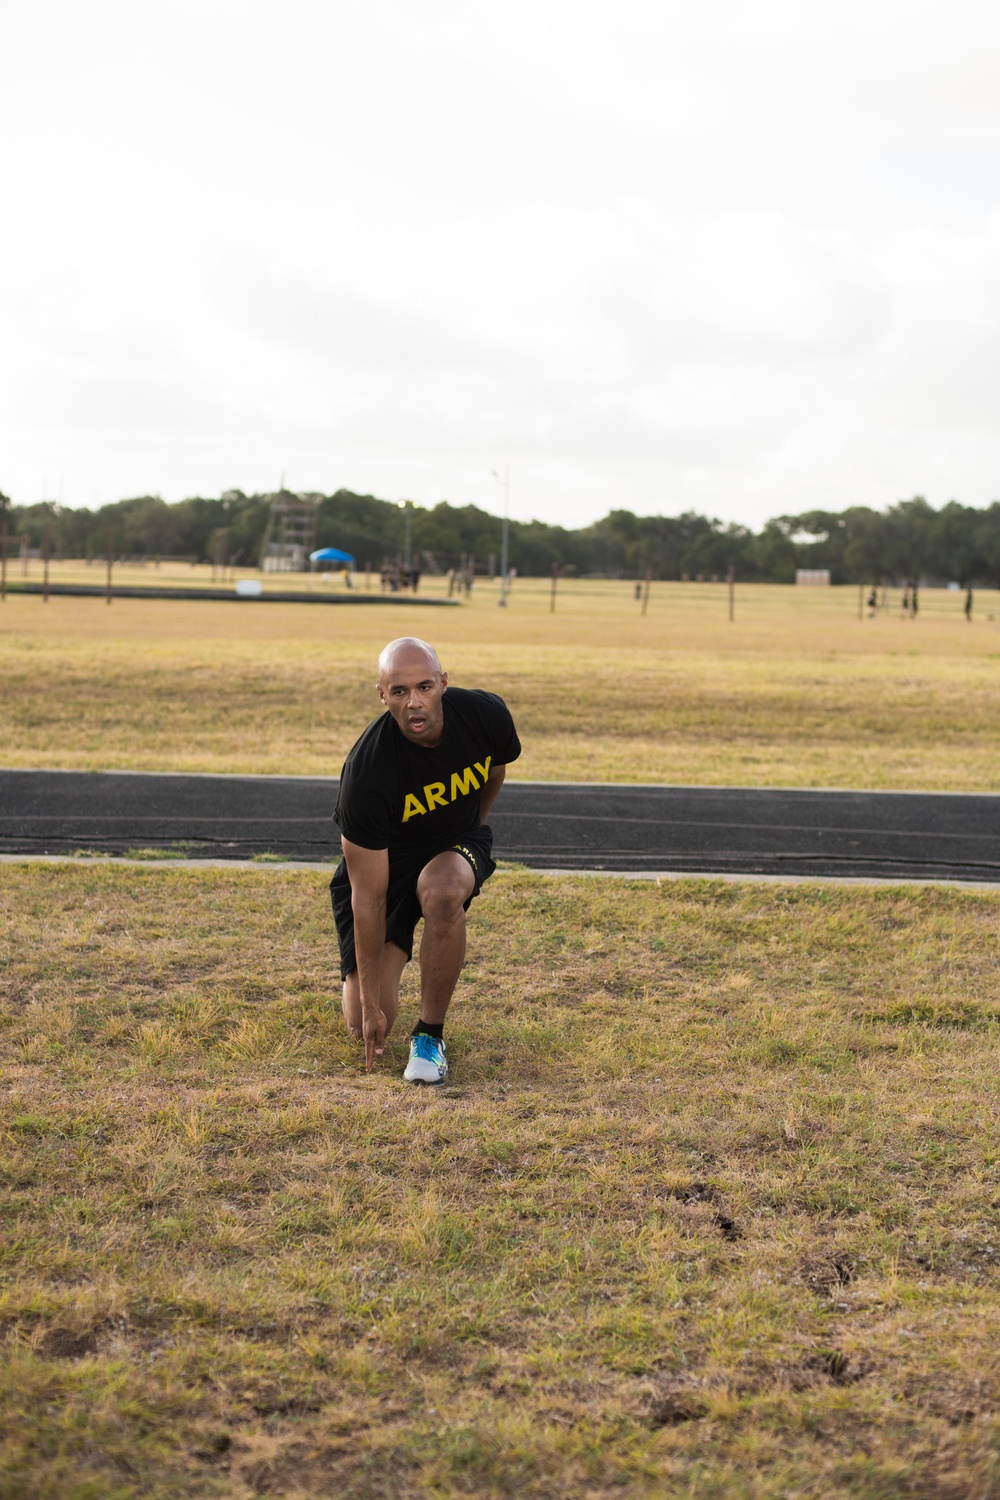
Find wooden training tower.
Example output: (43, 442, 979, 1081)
(259, 494, 318, 572)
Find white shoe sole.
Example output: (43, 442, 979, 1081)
(404, 1065, 448, 1085)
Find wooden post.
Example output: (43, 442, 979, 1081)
(211, 528, 225, 584)
(106, 527, 113, 605)
(550, 562, 558, 613)
(727, 564, 735, 622)
(216, 528, 228, 582)
(43, 524, 50, 602)
(1, 522, 6, 601)
(641, 568, 652, 616)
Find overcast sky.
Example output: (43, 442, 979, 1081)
(3, 0, 1000, 529)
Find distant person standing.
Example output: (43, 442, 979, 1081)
(911, 584, 919, 618)
(901, 587, 911, 617)
(867, 587, 878, 618)
(965, 586, 974, 622)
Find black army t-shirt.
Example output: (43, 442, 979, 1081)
(334, 687, 521, 862)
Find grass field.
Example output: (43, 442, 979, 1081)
(2, 571, 999, 789)
(4, 567, 1000, 1495)
(3, 861, 1000, 1498)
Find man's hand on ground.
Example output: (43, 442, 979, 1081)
(362, 1006, 387, 1071)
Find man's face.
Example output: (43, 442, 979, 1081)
(377, 649, 448, 746)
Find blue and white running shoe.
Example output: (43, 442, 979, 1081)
(404, 1033, 448, 1085)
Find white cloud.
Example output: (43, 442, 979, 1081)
(2, 0, 1000, 521)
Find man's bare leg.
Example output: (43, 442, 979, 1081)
(415, 852, 476, 1024)
(342, 942, 408, 1042)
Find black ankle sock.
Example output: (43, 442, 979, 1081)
(412, 1019, 444, 1040)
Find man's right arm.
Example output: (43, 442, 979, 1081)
(341, 837, 390, 1071)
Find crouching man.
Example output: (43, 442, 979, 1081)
(331, 637, 520, 1083)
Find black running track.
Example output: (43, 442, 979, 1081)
(1, 771, 998, 883)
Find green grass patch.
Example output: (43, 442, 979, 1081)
(3, 862, 1000, 1495)
(121, 843, 209, 861)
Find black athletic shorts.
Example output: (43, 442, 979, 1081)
(330, 825, 496, 980)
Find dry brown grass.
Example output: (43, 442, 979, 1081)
(2, 575, 1000, 788)
(3, 860, 1000, 1497)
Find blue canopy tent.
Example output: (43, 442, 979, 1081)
(310, 547, 355, 566)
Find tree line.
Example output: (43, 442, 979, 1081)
(1, 487, 998, 585)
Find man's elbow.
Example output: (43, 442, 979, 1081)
(352, 889, 386, 917)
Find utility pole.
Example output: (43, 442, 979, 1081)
(491, 464, 510, 607)
(397, 500, 412, 568)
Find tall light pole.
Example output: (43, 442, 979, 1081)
(491, 464, 510, 607)
(397, 499, 412, 567)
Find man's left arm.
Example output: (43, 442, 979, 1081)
(479, 763, 506, 824)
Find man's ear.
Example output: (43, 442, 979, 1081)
(440, 672, 449, 690)
(376, 680, 386, 703)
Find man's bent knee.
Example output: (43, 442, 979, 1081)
(419, 882, 470, 924)
(417, 855, 475, 922)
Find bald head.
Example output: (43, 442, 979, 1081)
(377, 637, 441, 683)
